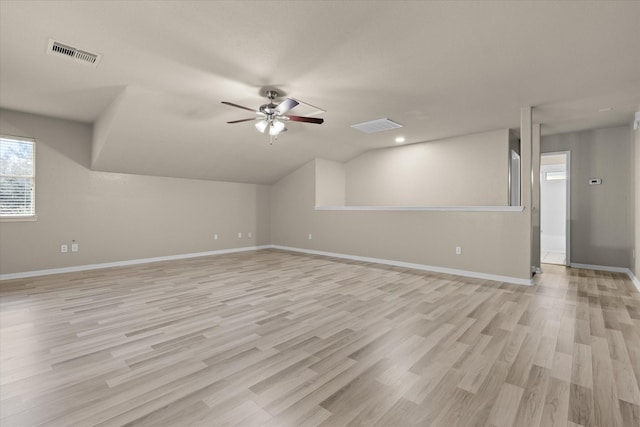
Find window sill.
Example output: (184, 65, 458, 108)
(1, 215, 38, 222)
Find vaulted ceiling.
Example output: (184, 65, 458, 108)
(1, 1, 639, 184)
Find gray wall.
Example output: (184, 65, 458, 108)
(0, 109, 270, 275)
(542, 125, 633, 268)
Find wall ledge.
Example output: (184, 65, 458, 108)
(315, 205, 525, 212)
(271, 245, 533, 286)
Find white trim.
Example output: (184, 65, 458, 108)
(569, 263, 629, 273)
(4, 245, 635, 292)
(0, 245, 271, 281)
(629, 271, 640, 293)
(566, 152, 571, 265)
(570, 263, 640, 292)
(271, 245, 533, 286)
(1, 134, 36, 219)
(315, 205, 525, 212)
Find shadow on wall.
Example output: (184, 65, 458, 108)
(254, 185, 271, 246)
(2, 109, 93, 169)
(569, 222, 631, 268)
(542, 125, 633, 270)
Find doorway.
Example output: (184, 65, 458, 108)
(540, 152, 570, 265)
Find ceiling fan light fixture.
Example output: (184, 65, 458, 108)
(255, 120, 268, 133)
(269, 120, 286, 136)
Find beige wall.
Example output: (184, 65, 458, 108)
(315, 158, 345, 206)
(271, 159, 532, 280)
(345, 129, 510, 206)
(0, 109, 270, 275)
(542, 125, 633, 268)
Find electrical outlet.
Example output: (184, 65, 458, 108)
(238, 232, 242, 239)
(61, 244, 68, 253)
(455, 246, 462, 255)
(308, 234, 313, 240)
(71, 243, 78, 252)
(214, 233, 218, 240)
(248, 232, 252, 238)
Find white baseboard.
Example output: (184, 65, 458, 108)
(570, 263, 640, 292)
(0, 245, 271, 281)
(630, 272, 640, 293)
(7, 244, 637, 294)
(8, 245, 636, 292)
(569, 262, 629, 273)
(271, 245, 533, 286)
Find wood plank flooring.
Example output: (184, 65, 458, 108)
(1, 249, 639, 426)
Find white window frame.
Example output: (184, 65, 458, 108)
(0, 135, 37, 222)
(545, 170, 567, 181)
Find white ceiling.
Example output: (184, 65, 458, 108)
(1, 1, 639, 184)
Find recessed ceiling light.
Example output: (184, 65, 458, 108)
(598, 107, 613, 112)
(395, 136, 405, 144)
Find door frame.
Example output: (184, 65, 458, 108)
(540, 151, 571, 266)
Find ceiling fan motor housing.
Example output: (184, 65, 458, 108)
(260, 103, 278, 116)
(261, 90, 280, 116)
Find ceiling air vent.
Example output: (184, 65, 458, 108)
(47, 39, 102, 67)
(351, 118, 403, 134)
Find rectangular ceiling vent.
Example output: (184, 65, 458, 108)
(291, 98, 326, 117)
(351, 118, 403, 134)
(47, 39, 102, 67)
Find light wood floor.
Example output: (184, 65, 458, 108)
(1, 249, 639, 427)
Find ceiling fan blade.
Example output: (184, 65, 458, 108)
(275, 98, 299, 115)
(285, 115, 324, 124)
(227, 118, 258, 124)
(221, 101, 259, 113)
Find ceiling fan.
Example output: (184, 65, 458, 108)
(222, 90, 324, 139)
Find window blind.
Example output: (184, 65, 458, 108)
(0, 136, 35, 216)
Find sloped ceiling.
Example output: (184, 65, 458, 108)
(1, 1, 639, 184)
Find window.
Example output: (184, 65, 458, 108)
(545, 171, 566, 181)
(0, 136, 36, 218)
